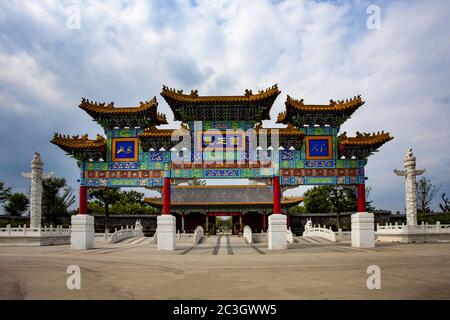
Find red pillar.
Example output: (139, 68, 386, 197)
(273, 176, 281, 214)
(357, 183, 366, 213)
(163, 177, 171, 215)
(79, 185, 88, 215)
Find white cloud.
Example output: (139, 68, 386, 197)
(0, 51, 64, 113)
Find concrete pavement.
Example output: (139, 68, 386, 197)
(1, 236, 449, 299)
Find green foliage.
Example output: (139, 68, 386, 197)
(365, 186, 376, 211)
(0, 180, 12, 204)
(290, 204, 306, 214)
(439, 193, 449, 212)
(89, 188, 121, 231)
(87, 201, 105, 215)
(303, 185, 357, 213)
(303, 186, 333, 213)
(418, 212, 450, 224)
(121, 190, 145, 204)
(88, 188, 156, 231)
(110, 201, 156, 215)
(3, 193, 29, 216)
(42, 177, 75, 224)
(416, 177, 440, 213)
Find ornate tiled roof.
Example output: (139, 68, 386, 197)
(138, 125, 190, 151)
(338, 131, 393, 159)
(79, 97, 168, 129)
(51, 133, 106, 149)
(161, 84, 281, 121)
(161, 84, 280, 104)
(50, 133, 106, 161)
(255, 123, 304, 137)
(277, 95, 365, 126)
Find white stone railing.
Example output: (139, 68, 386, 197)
(251, 232, 267, 243)
(243, 225, 252, 244)
(287, 228, 294, 244)
(377, 221, 450, 234)
(150, 229, 158, 244)
(0, 224, 71, 237)
(335, 229, 352, 242)
(94, 231, 112, 241)
(110, 225, 144, 244)
(193, 226, 204, 244)
(303, 223, 337, 242)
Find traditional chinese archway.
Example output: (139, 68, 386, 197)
(51, 84, 392, 250)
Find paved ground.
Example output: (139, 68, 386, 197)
(1, 235, 450, 299)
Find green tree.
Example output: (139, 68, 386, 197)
(0, 180, 12, 204)
(416, 177, 440, 213)
(3, 193, 29, 216)
(329, 186, 357, 229)
(290, 204, 306, 214)
(121, 190, 145, 204)
(89, 188, 121, 232)
(303, 186, 333, 213)
(365, 186, 376, 211)
(87, 200, 105, 215)
(439, 193, 449, 212)
(42, 177, 76, 225)
(303, 185, 357, 229)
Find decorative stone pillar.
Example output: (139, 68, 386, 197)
(351, 175, 375, 248)
(351, 212, 375, 248)
(157, 176, 175, 250)
(268, 213, 287, 250)
(268, 176, 287, 250)
(71, 183, 94, 250)
(394, 148, 425, 226)
(22, 152, 53, 229)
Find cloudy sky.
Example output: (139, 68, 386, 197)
(0, 0, 449, 213)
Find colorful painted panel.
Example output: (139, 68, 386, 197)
(204, 169, 241, 177)
(112, 137, 139, 162)
(195, 130, 246, 151)
(80, 177, 163, 187)
(305, 136, 332, 160)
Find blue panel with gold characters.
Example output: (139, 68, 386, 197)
(112, 137, 139, 162)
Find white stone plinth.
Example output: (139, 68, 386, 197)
(268, 214, 287, 250)
(157, 215, 176, 251)
(71, 214, 94, 250)
(351, 212, 375, 248)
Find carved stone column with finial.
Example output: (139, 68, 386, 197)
(22, 152, 54, 229)
(394, 148, 425, 226)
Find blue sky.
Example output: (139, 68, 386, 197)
(0, 0, 449, 213)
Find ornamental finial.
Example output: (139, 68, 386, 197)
(406, 148, 413, 159)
